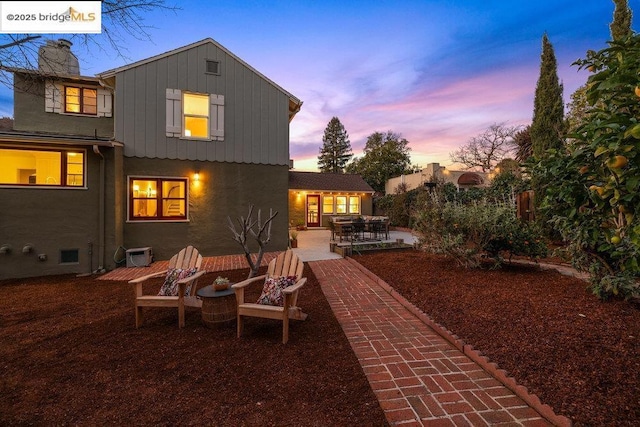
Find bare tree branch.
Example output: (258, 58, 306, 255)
(227, 205, 279, 278)
(449, 123, 520, 172)
(0, 1, 180, 89)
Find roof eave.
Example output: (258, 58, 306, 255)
(0, 131, 122, 148)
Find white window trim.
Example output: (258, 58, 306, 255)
(322, 195, 334, 214)
(348, 195, 361, 214)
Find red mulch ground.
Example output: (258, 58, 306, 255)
(3, 251, 640, 426)
(352, 250, 640, 427)
(0, 266, 389, 426)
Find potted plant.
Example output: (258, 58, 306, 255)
(212, 276, 231, 291)
(290, 230, 299, 248)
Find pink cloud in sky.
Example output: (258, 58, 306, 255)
(290, 63, 576, 171)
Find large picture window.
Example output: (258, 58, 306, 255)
(0, 148, 84, 187)
(65, 86, 97, 115)
(129, 177, 188, 221)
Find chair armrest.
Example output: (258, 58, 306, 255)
(177, 270, 206, 296)
(232, 275, 267, 290)
(283, 277, 307, 294)
(129, 270, 167, 284)
(177, 270, 207, 285)
(232, 275, 266, 305)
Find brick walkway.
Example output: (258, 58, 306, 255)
(310, 258, 571, 427)
(101, 253, 570, 426)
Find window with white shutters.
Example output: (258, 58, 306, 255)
(165, 88, 224, 141)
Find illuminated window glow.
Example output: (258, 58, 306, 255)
(349, 196, 360, 214)
(322, 196, 334, 214)
(65, 86, 97, 115)
(183, 93, 209, 138)
(336, 196, 347, 214)
(0, 148, 84, 187)
(130, 177, 188, 221)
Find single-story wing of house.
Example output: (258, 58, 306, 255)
(288, 171, 375, 228)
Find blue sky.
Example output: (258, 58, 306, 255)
(0, 0, 633, 171)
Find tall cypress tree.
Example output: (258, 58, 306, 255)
(530, 34, 565, 159)
(317, 117, 353, 173)
(610, 0, 633, 41)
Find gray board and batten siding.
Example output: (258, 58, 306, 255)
(98, 38, 299, 166)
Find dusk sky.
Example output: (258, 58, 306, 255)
(0, 1, 634, 171)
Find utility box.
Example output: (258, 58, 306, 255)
(126, 247, 153, 268)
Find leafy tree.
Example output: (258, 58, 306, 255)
(345, 131, 414, 193)
(486, 167, 529, 202)
(611, 0, 633, 41)
(534, 33, 640, 300)
(566, 0, 634, 136)
(0, 1, 178, 87)
(317, 117, 352, 173)
(565, 85, 592, 136)
(530, 34, 566, 158)
(494, 158, 521, 176)
(450, 123, 518, 171)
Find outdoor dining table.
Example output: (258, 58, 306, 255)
(331, 218, 389, 242)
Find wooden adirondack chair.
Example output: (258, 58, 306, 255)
(129, 245, 207, 328)
(232, 249, 308, 344)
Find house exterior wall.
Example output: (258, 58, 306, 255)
(123, 158, 289, 261)
(288, 191, 373, 228)
(12, 74, 114, 138)
(2, 39, 297, 279)
(111, 42, 291, 165)
(0, 146, 117, 280)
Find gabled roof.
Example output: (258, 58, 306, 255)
(289, 171, 375, 193)
(97, 38, 303, 120)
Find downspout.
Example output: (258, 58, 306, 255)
(93, 144, 105, 273)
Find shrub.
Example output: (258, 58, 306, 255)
(414, 195, 548, 268)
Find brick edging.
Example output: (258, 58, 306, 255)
(345, 256, 573, 427)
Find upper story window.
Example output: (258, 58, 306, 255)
(129, 177, 188, 221)
(45, 80, 112, 117)
(0, 148, 85, 187)
(65, 86, 97, 115)
(183, 92, 209, 138)
(166, 88, 224, 141)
